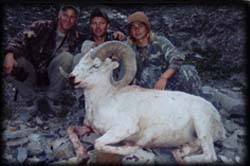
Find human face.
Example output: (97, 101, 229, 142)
(90, 17, 109, 38)
(58, 8, 78, 33)
(129, 21, 149, 42)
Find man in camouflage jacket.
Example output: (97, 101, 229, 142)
(127, 11, 202, 95)
(3, 4, 85, 114)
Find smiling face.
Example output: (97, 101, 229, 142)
(57, 8, 78, 33)
(129, 21, 149, 42)
(90, 16, 109, 38)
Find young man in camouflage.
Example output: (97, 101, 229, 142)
(127, 11, 202, 95)
(3, 4, 85, 116)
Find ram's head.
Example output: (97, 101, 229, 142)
(60, 41, 137, 89)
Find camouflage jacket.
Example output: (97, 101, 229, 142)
(5, 20, 85, 75)
(128, 33, 185, 88)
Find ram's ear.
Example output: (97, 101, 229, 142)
(111, 61, 119, 70)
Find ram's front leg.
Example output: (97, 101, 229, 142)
(171, 139, 201, 163)
(95, 125, 139, 156)
(183, 136, 217, 163)
(182, 118, 217, 163)
(67, 125, 92, 160)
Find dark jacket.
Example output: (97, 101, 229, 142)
(5, 20, 85, 75)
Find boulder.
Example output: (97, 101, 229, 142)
(201, 86, 245, 116)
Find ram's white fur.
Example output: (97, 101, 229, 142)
(67, 44, 225, 164)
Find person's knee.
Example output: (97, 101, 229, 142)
(52, 51, 73, 71)
(179, 65, 200, 82)
(14, 57, 36, 82)
(59, 51, 73, 64)
(16, 57, 32, 68)
(178, 65, 202, 94)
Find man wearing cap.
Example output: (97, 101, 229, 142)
(3, 4, 85, 117)
(73, 8, 125, 66)
(127, 11, 202, 95)
(89, 8, 125, 45)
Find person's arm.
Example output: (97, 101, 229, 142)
(3, 52, 17, 74)
(3, 20, 46, 74)
(154, 68, 175, 90)
(154, 36, 185, 90)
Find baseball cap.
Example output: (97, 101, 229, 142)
(128, 11, 151, 31)
(60, 4, 80, 15)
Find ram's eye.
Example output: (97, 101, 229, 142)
(90, 64, 99, 70)
(93, 64, 99, 68)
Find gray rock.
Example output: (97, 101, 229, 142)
(233, 118, 245, 126)
(18, 110, 32, 121)
(230, 73, 246, 87)
(229, 104, 246, 117)
(6, 137, 29, 147)
(51, 157, 80, 165)
(26, 156, 41, 163)
(20, 123, 28, 130)
(219, 149, 236, 161)
(222, 130, 240, 149)
(35, 116, 44, 125)
(218, 155, 234, 164)
(224, 120, 240, 133)
(201, 86, 245, 115)
(27, 141, 44, 155)
(54, 140, 75, 160)
(82, 133, 99, 145)
(52, 138, 68, 150)
(3, 128, 36, 140)
(2, 153, 15, 162)
(153, 148, 176, 164)
(235, 156, 241, 163)
(28, 133, 41, 142)
(27, 133, 54, 156)
(43, 126, 49, 130)
(58, 128, 66, 137)
(17, 147, 28, 163)
(219, 88, 243, 99)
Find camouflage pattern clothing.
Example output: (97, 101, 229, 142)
(5, 20, 85, 79)
(4, 19, 85, 100)
(128, 33, 202, 95)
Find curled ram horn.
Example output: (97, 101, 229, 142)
(59, 66, 70, 80)
(93, 41, 137, 88)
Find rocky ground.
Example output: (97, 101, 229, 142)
(2, 2, 248, 165)
(2, 81, 247, 165)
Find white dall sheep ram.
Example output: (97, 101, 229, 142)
(60, 41, 225, 164)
